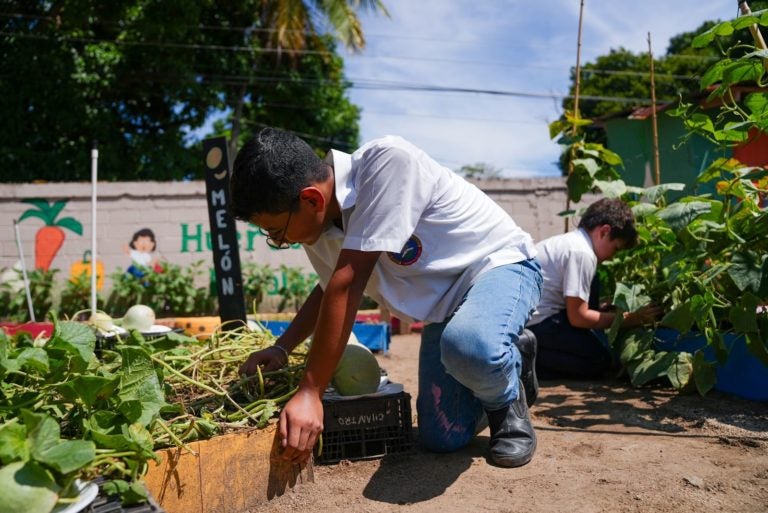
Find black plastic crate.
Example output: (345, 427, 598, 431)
(315, 391, 414, 464)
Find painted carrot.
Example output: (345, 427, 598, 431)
(35, 225, 66, 270)
(19, 199, 83, 271)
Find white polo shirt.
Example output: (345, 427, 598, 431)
(527, 228, 596, 326)
(303, 136, 536, 324)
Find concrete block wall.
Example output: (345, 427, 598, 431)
(0, 177, 594, 297)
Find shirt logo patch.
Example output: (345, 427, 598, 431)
(388, 235, 422, 266)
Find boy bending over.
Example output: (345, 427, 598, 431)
(229, 128, 542, 467)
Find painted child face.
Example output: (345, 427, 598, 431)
(134, 235, 155, 253)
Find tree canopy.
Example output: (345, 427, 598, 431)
(0, 0, 386, 182)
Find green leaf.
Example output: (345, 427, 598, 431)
(48, 321, 96, 366)
(700, 59, 732, 89)
(16, 209, 50, 225)
(660, 301, 694, 334)
(101, 479, 148, 505)
(667, 352, 694, 390)
(62, 375, 120, 409)
(686, 113, 716, 135)
(85, 411, 131, 450)
(594, 179, 627, 199)
(117, 347, 166, 427)
(0, 461, 59, 513)
(692, 23, 724, 48)
(612, 283, 650, 313)
(124, 423, 155, 457)
(46, 200, 68, 224)
(572, 158, 601, 177)
(729, 251, 763, 293)
(548, 119, 568, 140)
(732, 14, 761, 30)
(0, 422, 30, 464)
(656, 201, 712, 232)
(692, 350, 717, 396)
(631, 203, 660, 219)
(35, 440, 95, 474)
(630, 351, 676, 387)
(619, 333, 641, 364)
(744, 92, 768, 117)
(697, 158, 739, 184)
(705, 327, 728, 365)
(722, 60, 765, 86)
(22, 412, 60, 459)
(54, 217, 84, 236)
(15, 347, 49, 374)
(729, 293, 760, 333)
(566, 167, 593, 203)
(641, 183, 686, 204)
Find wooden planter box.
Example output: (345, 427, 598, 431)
(144, 423, 313, 513)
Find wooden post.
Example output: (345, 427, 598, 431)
(738, 1, 768, 72)
(565, 0, 585, 232)
(648, 33, 661, 186)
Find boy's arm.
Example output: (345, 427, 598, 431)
(239, 284, 324, 375)
(566, 297, 662, 330)
(278, 248, 381, 464)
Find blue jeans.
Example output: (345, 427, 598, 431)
(416, 259, 542, 453)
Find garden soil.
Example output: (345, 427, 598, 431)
(256, 333, 768, 513)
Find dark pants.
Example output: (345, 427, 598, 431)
(528, 311, 612, 380)
(528, 276, 611, 380)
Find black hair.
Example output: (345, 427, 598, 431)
(129, 228, 157, 251)
(229, 127, 330, 220)
(578, 198, 637, 248)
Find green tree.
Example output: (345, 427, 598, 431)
(557, 3, 768, 174)
(456, 162, 502, 180)
(0, 0, 386, 182)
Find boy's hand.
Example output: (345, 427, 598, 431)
(624, 304, 664, 327)
(239, 345, 289, 375)
(278, 388, 323, 464)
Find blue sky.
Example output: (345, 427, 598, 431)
(336, 0, 738, 178)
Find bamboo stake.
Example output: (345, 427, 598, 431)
(648, 33, 661, 186)
(565, 0, 586, 232)
(738, 1, 768, 72)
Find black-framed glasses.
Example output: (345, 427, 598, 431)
(259, 206, 295, 250)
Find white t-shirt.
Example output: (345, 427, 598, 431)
(527, 228, 596, 326)
(130, 249, 153, 267)
(303, 136, 537, 324)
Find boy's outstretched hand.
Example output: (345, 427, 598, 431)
(239, 345, 288, 375)
(624, 304, 664, 327)
(278, 388, 323, 465)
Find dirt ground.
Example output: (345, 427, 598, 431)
(258, 333, 768, 513)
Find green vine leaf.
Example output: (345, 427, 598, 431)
(661, 301, 694, 334)
(667, 352, 694, 390)
(656, 201, 712, 232)
(692, 351, 717, 396)
(728, 251, 764, 294)
(0, 461, 60, 513)
(612, 283, 650, 313)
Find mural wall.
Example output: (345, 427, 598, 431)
(0, 178, 591, 299)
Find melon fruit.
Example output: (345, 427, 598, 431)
(332, 341, 380, 396)
(122, 304, 156, 332)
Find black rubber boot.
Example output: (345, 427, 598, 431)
(515, 329, 538, 407)
(486, 382, 536, 468)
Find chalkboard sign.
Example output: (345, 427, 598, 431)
(203, 137, 247, 325)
